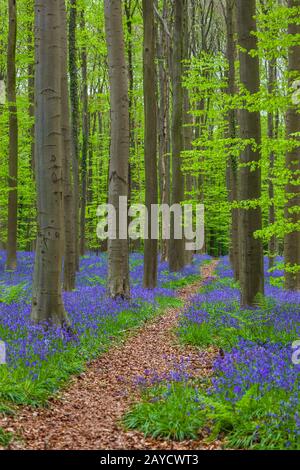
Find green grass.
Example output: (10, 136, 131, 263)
(123, 378, 300, 449)
(129, 258, 144, 268)
(162, 274, 200, 290)
(123, 382, 207, 440)
(179, 322, 216, 348)
(84, 275, 106, 286)
(0, 282, 28, 304)
(156, 296, 183, 309)
(179, 312, 299, 351)
(0, 427, 13, 447)
(178, 291, 298, 351)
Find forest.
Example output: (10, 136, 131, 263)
(0, 0, 300, 456)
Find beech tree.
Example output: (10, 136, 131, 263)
(284, 0, 300, 290)
(225, 0, 239, 281)
(60, 0, 76, 292)
(169, 0, 185, 272)
(267, 56, 278, 270)
(236, 0, 264, 306)
(6, 0, 18, 270)
(143, 0, 158, 288)
(68, 0, 80, 271)
(104, 0, 130, 298)
(31, 0, 69, 325)
(157, 0, 171, 263)
(183, 0, 194, 266)
(79, 11, 88, 257)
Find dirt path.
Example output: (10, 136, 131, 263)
(1, 262, 221, 450)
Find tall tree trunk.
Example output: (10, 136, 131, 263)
(27, 6, 35, 176)
(143, 0, 158, 288)
(31, 0, 69, 325)
(183, 0, 193, 266)
(261, 0, 278, 270)
(169, 0, 185, 272)
(268, 58, 277, 269)
(80, 12, 88, 257)
(124, 0, 135, 253)
(69, 0, 80, 270)
(0, 71, 4, 261)
(236, 0, 264, 306)
(157, 0, 170, 262)
(284, 0, 300, 290)
(61, 0, 76, 292)
(226, 0, 239, 281)
(105, 0, 130, 299)
(6, 0, 18, 271)
(87, 112, 96, 205)
(0, 69, 5, 250)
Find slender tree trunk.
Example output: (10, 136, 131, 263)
(87, 112, 96, 205)
(268, 58, 277, 269)
(284, 0, 300, 290)
(80, 12, 88, 257)
(169, 0, 185, 272)
(0, 72, 5, 249)
(69, 0, 80, 270)
(226, 0, 239, 281)
(143, 0, 158, 288)
(124, 0, 135, 253)
(60, 0, 76, 292)
(236, 0, 264, 306)
(261, 0, 277, 270)
(157, 0, 170, 262)
(31, 0, 69, 325)
(105, 0, 130, 299)
(27, 9, 35, 175)
(195, 98, 205, 206)
(183, 0, 193, 266)
(6, 0, 18, 271)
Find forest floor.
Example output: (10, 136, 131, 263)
(0, 261, 223, 450)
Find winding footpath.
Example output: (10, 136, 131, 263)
(0, 261, 222, 450)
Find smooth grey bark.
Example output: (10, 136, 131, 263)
(124, 1, 135, 152)
(183, 0, 194, 266)
(169, 0, 185, 272)
(143, 0, 158, 288)
(125, 0, 141, 253)
(27, 9, 35, 176)
(31, 0, 69, 326)
(79, 11, 88, 257)
(105, 0, 130, 299)
(284, 0, 300, 290)
(236, 0, 264, 306)
(268, 58, 277, 269)
(124, 0, 134, 254)
(6, 0, 18, 271)
(157, 0, 171, 262)
(0, 50, 6, 250)
(225, 0, 239, 281)
(260, 0, 278, 270)
(60, 0, 76, 292)
(68, 0, 80, 271)
(88, 112, 96, 205)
